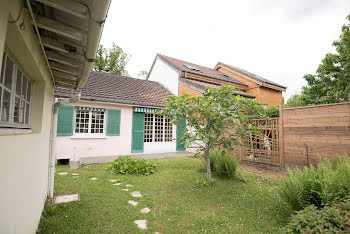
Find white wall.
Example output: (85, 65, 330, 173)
(0, 1, 55, 233)
(147, 56, 179, 96)
(56, 101, 133, 161)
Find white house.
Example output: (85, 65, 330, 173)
(0, 0, 111, 233)
(55, 71, 186, 166)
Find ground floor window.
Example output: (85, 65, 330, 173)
(75, 107, 105, 135)
(144, 113, 172, 142)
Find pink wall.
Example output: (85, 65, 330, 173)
(56, 101, 133, 161)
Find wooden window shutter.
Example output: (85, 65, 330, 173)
(57, 105, 74, 136)
(131, 112, 145, 153)
(176, 119, 186, 151)
(106, 109, 121, 136)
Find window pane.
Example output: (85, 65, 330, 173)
(164, 117, 173, 142)
(144, 113, 154, 142)
(16, 69, 22, 95)
(19, 100, 25, 124)
(1, 90, 11, 122)
(4, 57, 13, 89)
(22, 76, 27, 98)
(26, 80, 31, 101)
(1, 54, 5, 84)
(155, 114, 164, 142)
(25, 103, 30, 124)
(13, 97, 20, 123)
(91, 110, 104, 134)
(75, 109, 90, 133)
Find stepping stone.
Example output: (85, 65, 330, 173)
(128, 200, 138, 206)
(125, 184, 133, 187)
(90, 177, 97, 180)
(122, 189, 129, 191)
(113, 183, 122, 186)
(58, 172, 68, 175)
(131, 191, 142, 198)
(109, 179, 117, 182)
(134, 220, 147, 230)
(73, 176, 79, 179)
(140, 207, 150, 214)
(72, 173, 79, 176)
(155, 232, 163, 234)
(54, 194, 80, 204)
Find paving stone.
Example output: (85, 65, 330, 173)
(134, 220, 147, 230)
(122, 188, 129, 191)
(140, 207, 150, 214)
(155, 232, 163, 234)
(125, 184, 133, 187)
(58, 172, 68, 175)
(128, 200, 138, 206)
(73, 176, 79, 179)
(72, 173, 79, 176)
(54, 194, 80, 204)
(113, 183, 122, 186)
(109, 179, 117, 182)
(90, 177, 97, 180)
(131, 191, 142, 198)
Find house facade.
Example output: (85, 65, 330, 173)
(0, 0, 110, 233)
(55, 72, 185, 165)
(147, 54, 286, 105)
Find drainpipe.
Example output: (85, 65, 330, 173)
(49, 93, 81, 199)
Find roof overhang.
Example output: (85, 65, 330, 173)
(27, 0, 111, 92)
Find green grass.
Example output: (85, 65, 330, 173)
(37, 157, 291, 233)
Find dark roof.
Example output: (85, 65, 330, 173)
(55, 71, 173, 107)
(216, 62, 286, 89)
(153, 54, 248, 87)
(179, 78, 256, 98)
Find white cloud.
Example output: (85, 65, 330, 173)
(100, 0, 350, 101)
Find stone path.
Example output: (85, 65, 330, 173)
(113, 183, 122, 186)
(122, 188, 129, 191)
(134, 220, 147, 230)
(90, 177, 97, 180)
(131, 191, 142, 198)
(140, 207, 150, 214)
(58, 172, 68, 175)
(128, 200, 138, 206)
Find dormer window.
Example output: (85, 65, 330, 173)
(218, 72, 231, 79)
(183, 64, 202, 73)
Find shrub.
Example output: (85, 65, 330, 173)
(208, 149, 239, 179)
(284, 196, 350, 233)
(278, 155, 350, 211)
(108, 156, 156, 175)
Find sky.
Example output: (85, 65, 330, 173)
(100, 0, 350, 101)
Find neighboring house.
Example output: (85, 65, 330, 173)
(147, 54, 286, 106)
(215, 62, 287, 106)
(0, 0, 110, 233)
(55, 71, 185, 165)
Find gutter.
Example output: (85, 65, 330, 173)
(76, 0, 111, 92)
(49, 92, 81, 199)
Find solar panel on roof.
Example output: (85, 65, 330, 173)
(183, 64, 202, 73)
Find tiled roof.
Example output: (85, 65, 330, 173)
(216, 62, 286, 89)
(155, 54, 248, 87)
(55, 71, 173, 107)
(179, 78, 256, 98)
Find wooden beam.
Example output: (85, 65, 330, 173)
(45, 50, 80, 68)
(34, 0, 88, 19)
(41, 36, 70, 53)
(52, 70, 77, 81)
(34, 15, 84, 41)
(55, 81, 75, 89)
(49, 61, 78, 76)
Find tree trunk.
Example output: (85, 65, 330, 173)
(205, 149, 211, 183)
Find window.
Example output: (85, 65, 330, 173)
(183, 64, 202, 73)
(0, 51, 32, 128)
(144, 113, 172, 142)
(74, 107, 105, 135)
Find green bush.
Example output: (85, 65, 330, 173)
(278, 155, 350, 211)
(208, 149, 239, 179)
(108, 156, 156, 175)
(284, 196, 350, 233)
(265, 105, 280, 118)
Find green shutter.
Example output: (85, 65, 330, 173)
(106, 109, 121, 136)
(176, 119, 186, 151)
(57, 105, 74, 136)
(131, 112, 145, 153)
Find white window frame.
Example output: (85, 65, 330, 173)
(0, 50, 32, 129)
(73, 107, 106, 138)
(144, 113, 173, 143)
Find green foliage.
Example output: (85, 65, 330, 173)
(284, 197, 350, 233)
(301, 14, 350, 105)
(194, 178, 216, 187)
(265, 105, 280, 118)
(208, 149, 239, 179)
(108, 156, 156, 175)
(137, 70, 149, 79)
(93, 43, 130, 76)
(161, 85, 265, 182)
(278, 155, 350, 211)
(285, 94, 304, 108)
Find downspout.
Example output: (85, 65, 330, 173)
(49, 92, 81, 199)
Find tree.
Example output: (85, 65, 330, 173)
(93, 43, 130, 76)
(285, 94, 304, 108)
(161, 85, 265, 182)
(301, 14, 350, 105)
(137, 70, 149, 79)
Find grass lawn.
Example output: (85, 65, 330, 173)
(37, 157, 291, 233)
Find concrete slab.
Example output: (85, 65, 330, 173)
(58, 172, 68, 175)
(109, 179, 117, 182)
(125, 184, 133, 187)
(122, 189, 129, 191)
(131, 191, 142, 198)
(140, 207, 150, 213)
(113, 183, 122, 186)
(72, 173, 79, 176)
(134, 220, 147, 230)
(90, 177, 97, 180)
(128, 200, 138, 206)
(54, 194, 80, 204)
